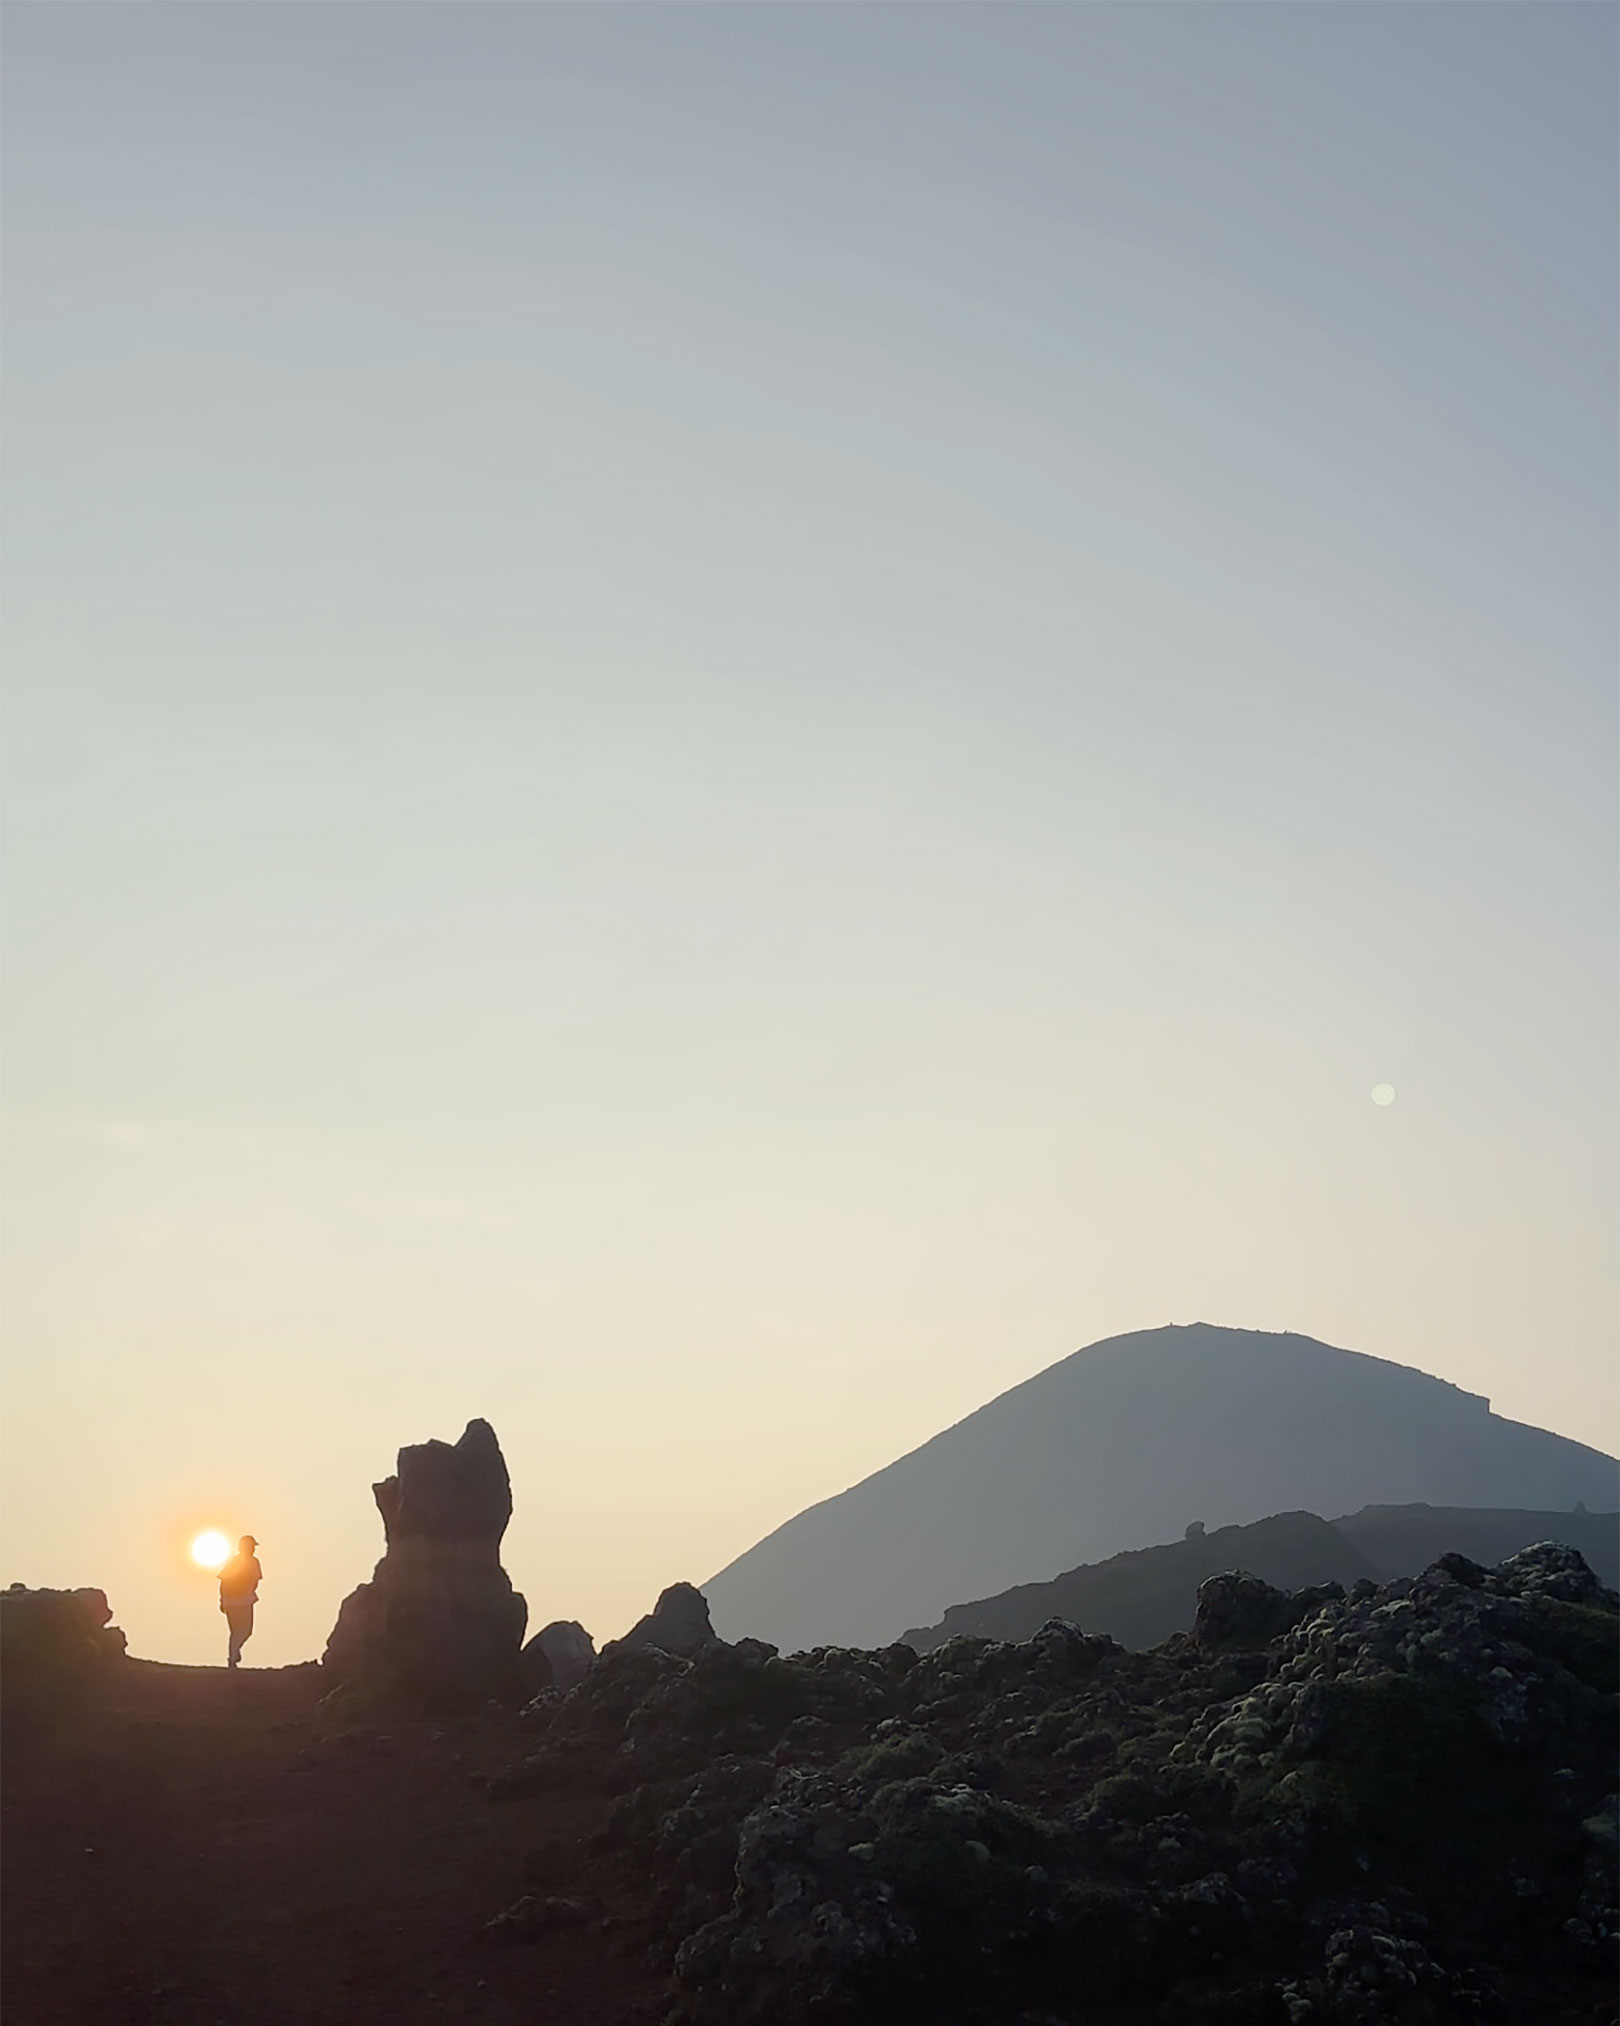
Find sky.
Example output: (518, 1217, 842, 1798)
(2, 3, 1615, 1670)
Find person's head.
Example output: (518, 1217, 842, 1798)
(239, 1535, 258, 1555)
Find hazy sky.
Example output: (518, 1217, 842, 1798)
(3, 3, 1615, 1669)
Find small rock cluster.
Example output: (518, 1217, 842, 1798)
(0, 1583, 127, 1677)
(488, 1547, 1618, 2024)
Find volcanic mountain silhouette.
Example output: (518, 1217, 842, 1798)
(704, 1323, 1620, 1652)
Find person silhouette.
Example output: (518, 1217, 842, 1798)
(219, 1536, 262, 1670)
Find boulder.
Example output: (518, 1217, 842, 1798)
(322, 1419, 528, 1710)
(523, 1619, 596, 1695)
(604, 1582, 719, 1660)
(517, 1636, 554, 1702)
(0, 1584, 127, 1676)
(1495, 1537, 1615, 1606)
(1192, 1569, 1344, 1650)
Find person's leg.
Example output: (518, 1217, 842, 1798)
(226, 1606, 248, 1667)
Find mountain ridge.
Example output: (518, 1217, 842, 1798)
(899, 1501, 1620, 1653)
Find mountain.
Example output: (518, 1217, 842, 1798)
(704, 1323, 1620, 1651)
(900, 1503, 1620, 1653)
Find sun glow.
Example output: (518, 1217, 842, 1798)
(191, 1530, 229, 1570)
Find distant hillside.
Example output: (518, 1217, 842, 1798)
(704, 1324, 1620, 1651)
(1336, 1502, 1620, 1585)
(900, 1504, 1620, 1653)
(902, 1510, 1379, 1652)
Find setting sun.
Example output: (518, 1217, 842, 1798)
(191, 1531, 229, 1571)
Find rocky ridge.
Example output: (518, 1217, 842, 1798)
(487, 1543, 1618, 2024)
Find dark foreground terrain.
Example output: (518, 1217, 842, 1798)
(6, 1542, 1617, 2026)
(1, 1658, 663, 2026)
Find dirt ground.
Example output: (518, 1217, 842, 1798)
(2, 1658, 663, 2026)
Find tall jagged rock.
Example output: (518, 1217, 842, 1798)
(322, 1419, 527, 1709)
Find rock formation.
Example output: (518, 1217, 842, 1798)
(603, 1581, 719, 1660)
(322, 1418, 527, 1709)
(491, 1543, 1618, 2024)
(521, 1618, 596, 1696)
(1189, 1568, 1348, 1650)
(0, 1584, 127, 1676)
(517, 1635, 554, 1702)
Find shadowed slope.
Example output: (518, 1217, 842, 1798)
(900, 1509, 1381, 1652)
(705, 1323, 1619, 1651)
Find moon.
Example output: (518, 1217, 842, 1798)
(1371, 1083, 1396, 1107)
(191, 1530, 229, 1570)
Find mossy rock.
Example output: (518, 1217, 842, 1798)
(1511, 1597, 1620, 1695)
(689, 1654, 816, 1733)
(1056, 1728, 1117, 1768)
(1308, 1670, 1502, 1839)
(868, 1780, 1062, 1916)
(1083, 1769, 1175, 1826)
(1158, 1760, 1238, 1827)
(846, 1731, 943, 1783)
(1253, 1667, 1582, 1943)
(1048, 1884, 1164, 1999)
